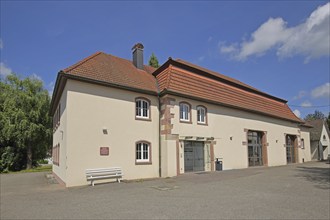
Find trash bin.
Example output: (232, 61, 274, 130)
(215, 158, 223, 171)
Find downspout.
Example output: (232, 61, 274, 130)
(158, 95, 162, 177)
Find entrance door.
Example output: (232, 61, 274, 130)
(248, 131, 263, 166)
(184, 141, 204, 172)
(286, 135, 296, 163)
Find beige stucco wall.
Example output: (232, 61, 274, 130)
(299, 129, 312, 163)
(53, 79, 312, 186)
(320, 124, 330, 160)
(163, 95, 310, 176)
(64, 80, 159, 187)
(52, 84, 68, 183)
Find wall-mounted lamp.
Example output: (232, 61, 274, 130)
(230, 136, 233, 140)
(102, 127, 108, 135)
(276, 140, 278, 143)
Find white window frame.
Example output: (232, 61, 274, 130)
(197, 106, 206, 124)
(179, 103, 190, 122)
(136, 142, 150, 163)
(136, 98, 150, 119)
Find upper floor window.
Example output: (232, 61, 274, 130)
(136, 141, 151, 164)
(135, 98, 150, 120)
(179, 102, 191, 122)
(197, 106, 207, 124)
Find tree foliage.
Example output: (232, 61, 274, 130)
(148, 53, 160, 68)
(304, 110, 326, 121)
(0, 74, 52, 172)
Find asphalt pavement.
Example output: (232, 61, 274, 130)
(1, 161, 329, 219)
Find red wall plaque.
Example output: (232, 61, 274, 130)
(100, 147, 109, 156)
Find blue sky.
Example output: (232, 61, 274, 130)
(1, 1, 329, 119)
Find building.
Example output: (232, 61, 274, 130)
(308, 119, 330, 160)
(50, 43, 312, 187)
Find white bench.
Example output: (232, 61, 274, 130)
(85, 167, 123, 186)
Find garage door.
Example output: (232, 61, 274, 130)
(184, 141, 204, 172)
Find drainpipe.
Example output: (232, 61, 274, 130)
(158, 95, 162, 177)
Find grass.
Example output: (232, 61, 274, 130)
(4, 165, 52, 174)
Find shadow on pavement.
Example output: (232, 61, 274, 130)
(295, 164, 330, 190)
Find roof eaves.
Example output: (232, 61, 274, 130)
(160, 89, 302, 124)
(49, 71, 67, 115)
(64, 73, 158, 96)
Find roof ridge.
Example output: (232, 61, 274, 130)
(63, 51, 103, 73)
(105, 53, 156, 70)
(174, 58, 287, 103)
(176, 58, 259, 90)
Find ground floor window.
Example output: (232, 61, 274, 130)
(136, 142, 151, 164)
(53, 144, 60, 166)
(248, 131, 263, 167)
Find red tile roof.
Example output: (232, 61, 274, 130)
(63, 52, 158, 94)
(56, 51, 301, 123)
(154, 59, 302, 123)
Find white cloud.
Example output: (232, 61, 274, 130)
(198, 56, 205, 62)
(293, 109, 301, 118)
(293, 91, 307, 100)
(47, 81, 55, 96)
(0, 38, 3, 49)
(208, 36, 213, 42)
(0, 62, 12, 78)
(220, 3, 330, 62)
(301, 101, 312, 107)
(311, 83, 330, 98)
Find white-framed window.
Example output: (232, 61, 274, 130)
(136, 142, 151, 163)
(197, 106, 207, 124)
(135, 98, 150, 119)
(179, 102, 191, 122)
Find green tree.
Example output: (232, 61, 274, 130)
(148, 53, 160, 68)
(0, 74, 52, 172)
(304, 110, 326, 121)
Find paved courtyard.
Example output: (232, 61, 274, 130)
(1, 161, 329, 219)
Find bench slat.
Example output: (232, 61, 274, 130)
(85, 167, 123, 186)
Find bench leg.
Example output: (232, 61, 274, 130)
(92, 180, 94, 186)
(118, 178, 121, 183)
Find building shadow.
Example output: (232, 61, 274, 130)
(295, 163, 330, 190)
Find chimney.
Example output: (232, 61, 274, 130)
(132, 43, 144, 70)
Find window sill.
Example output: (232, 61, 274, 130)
(179, 120, 192, 124)
(135, 161, 152, 165)
(197, 122, 208, 126)
(135, 117, 152, 122)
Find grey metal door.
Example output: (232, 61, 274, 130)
(184, 142, 194, 172)
(184, 141, 204, 172)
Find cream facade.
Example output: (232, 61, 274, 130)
(159, 95, 312, 178)
(310, 122, 330, 160)
(51, 48, 312, 187)
(53, 80, 159, 187)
